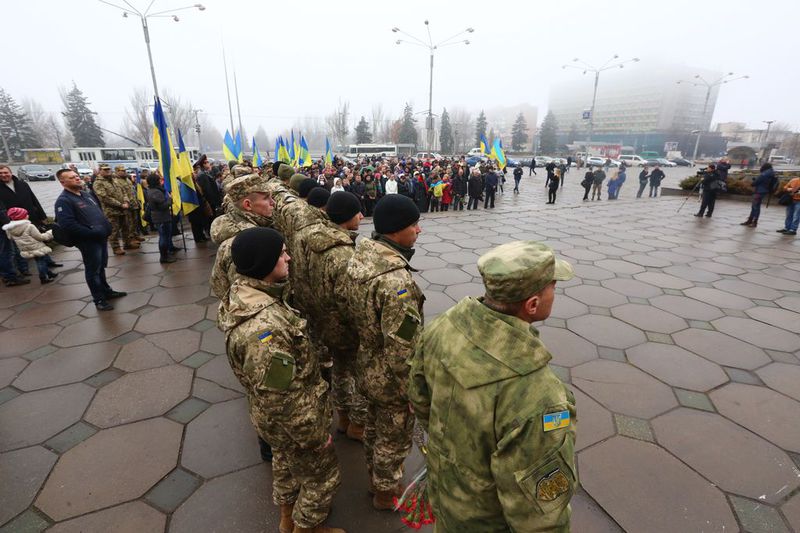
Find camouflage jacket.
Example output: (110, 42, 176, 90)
(408, 297, 577, 533)
(92, 176, 128, 212)
(293, 217, 358, 352)
(345, 237, 424, 404)
(223, 275, 330, 450)
(114, 176, 136, 205)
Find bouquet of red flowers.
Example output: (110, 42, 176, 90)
(394, 423, 435, 529)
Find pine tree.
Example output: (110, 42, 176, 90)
(539, 111, 559, 155)
(439, 108, 454, 154)
(488, 128, 496, 146)
(0, 88, 41, 161)
(511, 112, 529, 151)
(61, 83, 104, 147)
(474, 110, 487, 146)
(398, 103, 418, 146)
(355, 116, 372, 144)
(567, 122, 578, 145)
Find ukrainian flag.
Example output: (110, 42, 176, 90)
(252, 137, 263, 168)
(176, 129, 200, 215)
(480, 133, 490, 156)
(134, 169, 147, 228)
(278, 136, 291, 165)
(223, 130, 238, 162)
(152, 97, 182, 216)
(288, 130, 296, 166)
(274, 137, 281, 162)
(299, 135, 312, 168)
(492, 137, 507, 170)
(234, 130, 244, 163)
(324, 137, 333, 167)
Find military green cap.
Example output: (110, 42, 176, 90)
(225, 174, 271, 202)
(231, 164, 252, 178)
(477, 241, 574, 303)
(277, 163, 294, 181)
(114, 164, 127, 172)
(289, 173, 307, 193)
(99, 164, 111, 170)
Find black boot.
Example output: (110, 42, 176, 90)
(159, 251, 176, 264)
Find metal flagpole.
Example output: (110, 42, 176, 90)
(222, 42, 235, 136)
(233, 67, 245, 149)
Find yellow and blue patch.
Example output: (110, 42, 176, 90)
(397, 289, 409, 299)
(258, 331, 273, 344)
(543, 410, 570, 432)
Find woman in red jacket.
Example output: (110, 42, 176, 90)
(440, 175, 453, 212)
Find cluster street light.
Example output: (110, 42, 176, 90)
(562, 55, 640, 147)
(99, 1, 205, 103)
(392, 22, 474, 152)
(676, 72, 749, 162)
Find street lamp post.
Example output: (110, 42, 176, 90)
(99, 0, 205, 102)
(392, 22, 474, 152)
(676, 72, 748, 162)
(562, 55, 640, 147)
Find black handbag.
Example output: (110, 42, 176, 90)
(51, 222, 76, 247)
(778, 192, 794, 206)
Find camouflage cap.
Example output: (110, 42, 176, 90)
(289, 173, 307, 193)
(114, 164, 127, 172)
(98, 164, 111, 170)
(231, 164, 252, 178)
(225, 174, 271, 202)
(277, 163, 295, 181)
(477, 241, 574, 303)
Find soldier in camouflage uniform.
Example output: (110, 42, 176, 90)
(112, 165, 141, 248)
(224, 228, 344, 533)
(344, 194, 424, 509)
(293, 191, 368, 441)
(408, 241, 578, 532)
(92, 164, 132, 255)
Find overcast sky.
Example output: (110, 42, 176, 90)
(6, 0, 798, 137)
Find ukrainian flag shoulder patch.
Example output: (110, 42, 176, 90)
(258, 331, 273, 344)
(397, 289, 409, 299)
(543, 410, 570, 432)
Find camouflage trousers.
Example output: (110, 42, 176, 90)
(103, 210, 128, 248)
(331, 348, 368, 426)
(125, 209, 139, 241)
(364, 401, 414, 491)
(248, 390, 341, 528)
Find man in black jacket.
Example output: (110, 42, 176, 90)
(694, 164, 721, 218)
(467, 169, 482, 210)
(194, 155, 222, 213)
(54, 169, 126, 311)
(0, 165, 47, 225)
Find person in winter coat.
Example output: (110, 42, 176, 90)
(649, 166, 665, 197)
(637, 167, 650, 198)
(581, 168, 594, 201)
(591, 168, 606, 200)
(741, 163, 777, 227)
(467, 170, 482, 210)
(145, 174, 180, 263)
(695, 164, 722, 218)
(452, 169, 467, 210)
(441, 176, 453, 211)
(484, 170, 498, 208)
(384, 174, 399, 195)
(513, 165, 523, 193)
(364, 175, 378, 216)
(2, 207, 57, 284)
(413, 172, 429, 213)
(547, 169, 560, 204)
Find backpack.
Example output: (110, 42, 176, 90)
(51, 222, 75, 247)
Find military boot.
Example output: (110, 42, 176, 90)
(292, 526, 345, 533)
(123, 241, 140, 250)
(372, 483, 404, 511)
(113, 247, 125, 256)
(336, 411, 350, 433)
(739, 218, 752, 226)
(279, 504, 294, 533)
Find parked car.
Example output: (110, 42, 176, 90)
(534, 156, 553, 166)
(414, 152, 442, 161)
(669, 158, 695, 167)
(619, 154, 649, 167)
(656, 158, 677, 167)
(18, 165, 55, 181)
(585, 156, 620, 168)
(506, 158, 521, 168)
(465, 155, 487, 166)
(139, 161, 159, 172)
(466, 148, 483, 157)
(61, 162, 94, 177)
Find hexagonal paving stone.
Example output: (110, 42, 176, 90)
(12, 343, 119, 391)
(683, 287, 754, 310)
(181, 398, 261, 478)
(36, 418, 182, 521)
(571, 387, 614, 451)
(567, 315, 647, 350)
(0, 383, 94, 451)
(594, 259, 645, 275)
(85, 364, 193, 428)
(784, 493, 800, 532)
(745, 306, 800, 333)
(627, 343, 727, 392)
(741, 272, 800, 292)
(37, 283, 95, 303)
(600, 278, 662, 298)
(0, 287, 42, 309)
(149, 285, 211, 308)
(0, 325, 61, 358)
(550, 295, 589, 320)
(46, 501, 166, 533)
(409, 255, 447, 271)
(572, 360, 677, 419)
(53, 314, 138, 347)
(611, 304, 688, 334)
(146, 329, 201, 362)
(562, 248, 606, 261)
(564, 285, 627, 308)
(420, 268, 472, 285)
(79, 292, 152, 318)
(135, 304, 206, 334)
(633, 272, 693, 290)
(0, 357, 27, 388)
(573, 264, 614, 281)
(539, 326, 598, 368)
(2, 301, 85, 329)
(196, 355, 245, 392)
(712, 279, 783, 301)
(200, 327, 225, 354)
(688, 260, 745, 275)
(756, 363, 800, 402)
(422, 291, 457, 319)
(114, 337, 174, 372)
(663, 265, 721, 282)
(712, 316, 800, 352)
(672, 329, 770, 369)
(443, 283, 483, 301)
(622, 254, 671, 268)
(579, 437, 736, 533)
(776, 295, 800, 313)
(160, 269, 210, 288)
(652, 408, 800, 504)
(0, 445, 58, 525)
(420, 241, 460, 253)
(438, 251, 480, 265)
(711, 383, 800, 453)
(648, 294, 724, 321)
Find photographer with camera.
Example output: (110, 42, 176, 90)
(740, 163, 777, 228)
(694, 164, 723, 218)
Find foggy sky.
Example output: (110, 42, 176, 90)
(6, 0, 798, 138)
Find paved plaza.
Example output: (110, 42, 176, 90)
(1, 176, 799, 533)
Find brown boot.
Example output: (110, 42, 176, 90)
(372, 483, 404, 510)
(113, 247, 125, 256)
(292, 526, 346, 533)
(336, 411, 350, 433)
(123, 241, 140, 250)
(279, 503, 294, 533)
(345, 422, 364, 442)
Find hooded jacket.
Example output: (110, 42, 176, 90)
(3, 219, 53, 258)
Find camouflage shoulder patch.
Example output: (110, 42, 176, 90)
(535, 469, 570, 501)
(397, 288, 409, 299)
(258, 330, 273, 344)
(543, 410, 570, 432)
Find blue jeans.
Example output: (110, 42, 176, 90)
(156, 222, 176, 252)
(35, 256, 53, 279)
(76, 240, 112, 303)
(0, 231, 28, 281)
(748, 193, 764, 221)
(785, 202, 800, 231)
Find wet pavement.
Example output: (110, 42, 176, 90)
(1, 175, 799, 533)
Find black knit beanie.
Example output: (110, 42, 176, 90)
(298, 178, 318, 198)
(307, 187, 331, 208)
(231, 227, 285, 280)
(326, 191, 362, 224)
(373, 194, 420, 234)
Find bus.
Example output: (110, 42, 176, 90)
(345, 143, 415, 158)
(68, 146, 200, 168)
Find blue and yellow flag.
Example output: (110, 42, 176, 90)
(274, 137, 281, 162)
(480, 133, 490, 156)
(492, 137, 507, 170)
(176, 129, 200, 215)
(288, 130, 296, 166)
(134, 169, 147, 228)
(278, 136, 291, 165)
(252, 137, 263, 168)
(223, 130, 238, 162)
(299, 135, 311, 168)
(234, 130, 244, 163)
(324, 137, 333, 167)
(152, 97, 182, 216)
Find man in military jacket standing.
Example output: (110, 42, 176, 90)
(344, 194, 424, 509)
(92, 164, 132, 255)
(408, 241, 578, 532)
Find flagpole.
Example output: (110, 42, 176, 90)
(233, 67, 245, 150)
(222, 41, 235, 136)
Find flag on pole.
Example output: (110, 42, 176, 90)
(299, 135, 312, 167)
(152, 97, 182, 216)
(288, 130, 297, 166)
(234, 130, 244, 162)
(278, 136, 291, 164)
(176, 129, 200, 215)
(324, 137, 333, 167)
(274, 136, 281, 162)
(492, 137, 507, 170)
(134, 169, 147, 228)
(223, 130, 238, 162)
(252, 137, 263, 168)
(480, 133, 490, 156)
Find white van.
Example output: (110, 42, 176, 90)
(619, 154, 649, 167)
